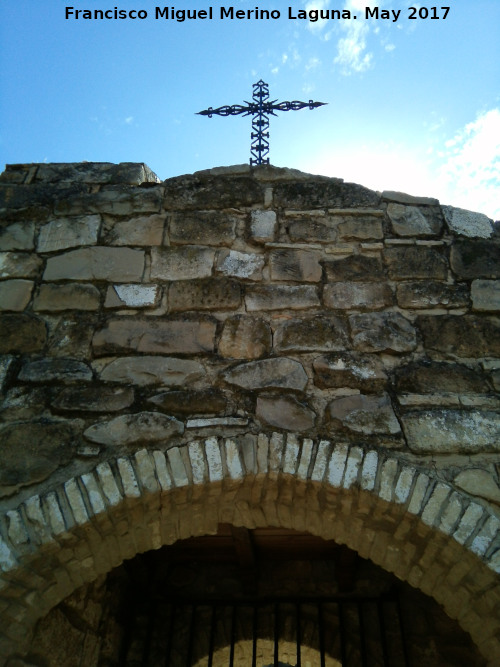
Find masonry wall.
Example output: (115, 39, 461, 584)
(0, 161, 499, 663)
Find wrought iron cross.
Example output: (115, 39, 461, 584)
(197, 80, 327, 165)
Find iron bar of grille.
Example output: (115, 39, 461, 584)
(338, 601, 348, 667)
(296, 601, 301, 667)
(185, 603, 196, 667)
(397, 595, 410, 667)
(207, 603, 216, 667)
(163, 601, 177, 667)
(377, 598, 390, 667)
(142, 598, 156, 665)
(229, 603, 236, 667)
(274, 601, 280, 666)
(358, 601, 368, 667)
(318, 600, 326, 667)
(252, 602, 258, 667)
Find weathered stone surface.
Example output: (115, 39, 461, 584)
(269, 248, 322, 282)
(387, 203, 443, 237)
(52, 385, 134, 412)
(471, 280, 500, 312)
(0, 355, 16, 392)
(0, 251, 42, 278)
(250, 210, 276, 242)
(396, 281, 468, 309)
(44, 247, 145, 281)
(402, 410, 500, 453)
(350, 313, 417, 353)
(450, 240, 500, 279)
(104, 284, 161, 309)
(246, 285, 319, 311)
(395, 362, 490, 394)
(223, 357, 308, 391)
(0, 387, 47, 421)
(0, 419, 83, 496)
(323, 282, 393, 310)
(35, 162, 159, 185)
(256, 395, 316, 431)
(384, 246, 448, 280)
(47, 313, 97, 359)
(313, 353, 387, 391)
(382, 191, 439, 206)
(170, 211, 238, 245)
(274, 316, 349, 352)
(324, 255, 385, 282)
(169, 278, 241, 311)
(218, 315, 272, 359)
(0, 279, 33, 311)
(0, 313, 46, 353)
(216, 249, 264, 280)
(93, 317, 216, 355)
(442, 205, 494, 239)
(164, 174, 264, 210)
(454, 469, 500, 504)
(54, 185, 162, 216)
(102, 213, 165, 246)
(273, 179, 380, 208)
(150, 246, 215, 280)
(287, 216, 337, 243)
(0, 221, 35, 250)
(34, 283, 100, 311)
(98, 356, 204, 386)
(148, 389, 227, 416)
(0, 182, 88, 209)
(417, 315, 500, 358)
(37, 215, 100, 252)
(337, 217, 384, 240)
(327, 393, 401, 435)
(18, 358, 92, 383)
(84, 412, 184, 447)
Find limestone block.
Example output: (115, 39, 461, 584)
(224, 439, 244, 479)
(407, 473, 431, 515)
(283, 434, 300, 474)
(54, 185, 163, 216)
(453, 502, 484, 545)
(186, 417, 248, 428)
(152, 450, 172, 490)
(378, 459, 399, 501)
(169, 278, 241, 311)
(167, 447, 189, 487)
(188, 441, 206, 484)
(218, 315, 272, 359)
(250, 210, 276, 242)
(52, 385, 134, 412)
(35, 162, 159, 185)
(104, 284, 160, 309)
(64, 478, 89, 525)
(396, 281, 468, 309)
(384, 246, 448, 280)
(442, 205, 494, 238)
(327, 393, 401, 435)
(19, 358, 92, 383)
(274, 315, 348, 352)
(311, 440, 331, 481)
(454, 469, 500, 505)
(402, 410, 500, 453)
(98, 356, 204, 386)
(350, 312, 417, 353)
(92, 317, 216, 355)
(47, 313, 96, 359)
(451, 240, 500, 279)
(43, 247, 145, 282)
(269, 248, 322, 282)
(327, 443, 350, 487)
(297, 438, 314, 479)
(216, 249, 264, 280)
(256, 395, 316, 432)
(95, 462, 122, 506)
(170, 211, 238, 245)
(37, 215, 100, 252)
(150, 246, 215, 280)
(0, 280, 33, 311)
(323, 282, 393, 310)
(272, 179, 380, 209)
(117, 457, 140, 498)
(288, 217, 337, 243)
(421, 483, 451, 527)
(0, 221, 35, 250)
(223, 357, 308, 391)
(84, 412, 184, 446)
(102, 214, 165, 246)
(80, 473, 106, 514)
(245, 285, 319, 311)
(34, 283, 100, 311)
(0, 313, 46, 353)
(417, 315, 500, 358)
(205, 437, 223, 481)
(313, 352, 387, 392)
(394, 466, 416, 504)
(337, 216, 384, 240)
(0, 355, 15, 392)
(134, 449, 159, 494)
(0, 387, 47, 421)
(382, 191, 439, 205)
(164, 174, 263, 210)
(471, 280, 500, 312)
(394, 361, 489, 394)
(324, 255, 385, 281)
(360, 450, 378, 491)
(387, 203, 443, 237)
(148, 389, 226, 416)
(0, 252, 42, 279)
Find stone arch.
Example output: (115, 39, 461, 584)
(1, 433, 500, 664)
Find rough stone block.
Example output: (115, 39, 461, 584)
(223, 357, 308, 391)
(323, 282, 393, 310)
(150, 246, 214, 281)
(148, 389, 227, 415)
(35, 162, 159, 185)
(396, 281, 468, 309)
(52, 385, 134, 413)
(454, 469, 500, 505)
(170, 211, 238, 245)
(216, 249, 264, 280)
(37, 215, 100, 252)
(54, 185, 162, 216)
(0, 221, 35, 251)
(394, 361, 489, 394)
(471, 280, 500, 312)
(327, 393, 401, 435)
(34, 283, 100, 311)
(250, 210, 277, 242)
(256, 395, 316, 432)
(450, 240, 500, 279)
(98, 356, 204, 386)
(269, 248, 322, 282)
(324, 255, 385, 282)
(84, 412, 184, 446)
(274, 315, 348, 352)
(164, 174, 264, 210)
(417, 315, 500, 358)
(337, 217, 384, 241)
(350, 312, 417, 353)
(246, 285, 319, 311)
(287, 217, 337, 243)
(442, 205, 494, 238)
(102, 214, 165, 246)
(104, 284, 160, 309)
(46, 313, 96, 359)
(273, 179, 380, 209)
(382, 191, 439, 206)
(313, 352, 387, 392)
(387, 203, 443, 237)
(0, 280, 33, 311)
(384, 246, 448, 280)
(43, 247, 145, 282)
(218, 315, 272, 359)
(188, 441, 206, 484)
(18, 358, 92, 383)
(0, 313, 46, 353)
(169, 278, 241, 311)
(0, 252, 42, 279)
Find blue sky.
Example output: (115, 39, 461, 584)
(1, 1, 499, 218)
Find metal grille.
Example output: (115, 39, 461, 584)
(119, 594, 409, 666)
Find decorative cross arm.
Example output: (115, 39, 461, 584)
(197, 80, 327, 165)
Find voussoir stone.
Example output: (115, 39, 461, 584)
(52, 385, 135, 412)
(350, 312, 417, 353)
(384, 246, 448, 280)
(269, 248, 322, 282)
(18, 358, 93, 383)
(34, 283, 101, 311)
(92, 318, 216, 355)
(84, 411, 184, 447)
(223, 357, 308, 391)
(150, 246, 215, 280)
(417, 315, 500, 358)
(0, 313, 46, 353)
(274, 316, 349, 352)
(98, 356, 204, 386)
(256, 395, 316, 432)
(327, 393, 401, 435)
(387, 203, 443, 237)
(323, 282, 393, 310)
(218, 315, 272, 359)
(169, 278, 241, 311)
(43, 247, 145, 282)
(313, 353, 387, 392)
(37, 215, 100, 252)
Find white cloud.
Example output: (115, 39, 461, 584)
(334, 22, 373, 73)
(124, 116, 134, 125)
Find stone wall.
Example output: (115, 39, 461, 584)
(0, 161, 499, 663)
